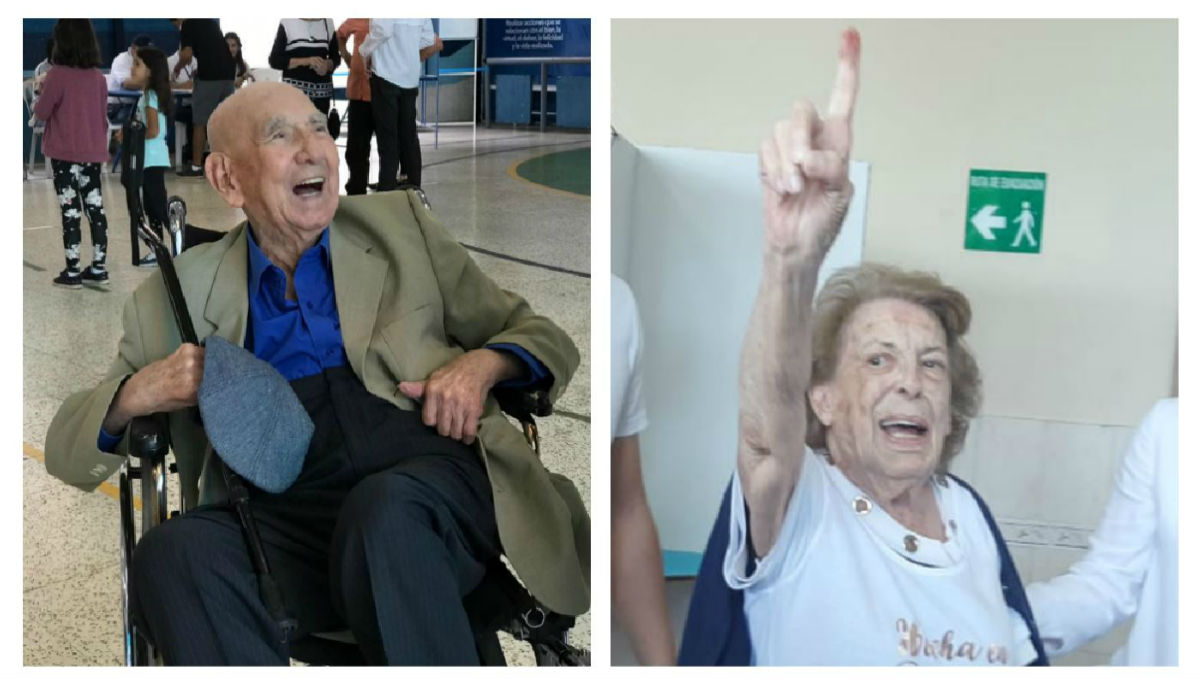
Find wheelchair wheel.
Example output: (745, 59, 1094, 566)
(167, 196, 186, 258)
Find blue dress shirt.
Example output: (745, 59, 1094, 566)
(99, 225, 549, 452)
(244, 226, 349, 379)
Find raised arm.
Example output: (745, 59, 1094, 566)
(174, 38, 194, 79)
(737, 28, 860, 557)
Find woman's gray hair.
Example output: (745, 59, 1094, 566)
(805, 263, 982, 474)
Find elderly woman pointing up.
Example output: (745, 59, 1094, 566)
(678, 29, 1048, 666)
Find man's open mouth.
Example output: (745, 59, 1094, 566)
(878, 417, 929, 441)
(293, 177, 325, 197)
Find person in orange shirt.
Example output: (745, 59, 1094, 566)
(336, 19, 374, 195)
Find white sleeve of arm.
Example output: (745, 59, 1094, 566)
(724, 450, 821, 590)
(419, 19, 436, 48)
(1024, 403, 1166, 657)
(359, 20, 389, 60)
(613, 289, 647, 439)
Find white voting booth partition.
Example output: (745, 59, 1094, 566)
(612, 135, 869, 566)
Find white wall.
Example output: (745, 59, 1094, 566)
(218, 18, 288, 71)
(611, 134, 637, 279)
(613, 18, 1177, 428)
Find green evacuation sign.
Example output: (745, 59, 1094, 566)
(964, 169, 1047, 254)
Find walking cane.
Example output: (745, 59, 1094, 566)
(126, 116, 299, 644)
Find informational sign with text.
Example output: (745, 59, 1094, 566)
(964, 169, 1047, 254)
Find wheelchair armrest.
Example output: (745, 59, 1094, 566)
(128, 414, 170, 462)
(493, 388, 552, 423)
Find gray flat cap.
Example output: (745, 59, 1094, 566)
(197, 335, 314, 493)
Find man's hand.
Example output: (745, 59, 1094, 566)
(102, 343, 205, 435)
(758, 28, 860, 258)
(420, 36, 444, 62)
(397, 349, 523, 444)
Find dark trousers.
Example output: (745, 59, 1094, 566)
(141, 166, 167, 240)
(370, 74, 421, 189)
(344, 99, 375, 195)
(129, 367, 501, 665)
(176, 105, 194, 161)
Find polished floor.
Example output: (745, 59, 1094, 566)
(22, 125, 591, 666)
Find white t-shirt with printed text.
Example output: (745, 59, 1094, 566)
(725, 448, 1037, 666)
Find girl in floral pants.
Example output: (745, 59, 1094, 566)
(51, 161, 108, 283)
(32, 19, 111, 288)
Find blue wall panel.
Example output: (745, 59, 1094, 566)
(494, 74, 531, 125)
(556, 76, 589, 128)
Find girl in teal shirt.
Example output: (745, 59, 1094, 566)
(128, 46, 174, 267)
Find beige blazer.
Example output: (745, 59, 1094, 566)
(45, 190, 590, 615)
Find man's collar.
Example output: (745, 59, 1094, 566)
(246, 224, 332, 293)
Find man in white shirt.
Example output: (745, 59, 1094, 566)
(611, 275, 675, 665)
(358, 19, 442, 190)
(106, 35, 154, 154)
(1026, 398, 1178, 665)
(167, 49, 198, 90)
(108, 34, 152, 91)
(167, 49, 198, 164)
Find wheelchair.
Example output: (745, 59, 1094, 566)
(116, 117, 589, 666)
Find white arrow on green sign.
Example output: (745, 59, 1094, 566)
(964, 169, 1047, 254)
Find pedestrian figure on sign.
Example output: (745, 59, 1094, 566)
(1012, 201, 1038, 248)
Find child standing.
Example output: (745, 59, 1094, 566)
(126, 45, 174, 267)
(33, 19, 110, 288)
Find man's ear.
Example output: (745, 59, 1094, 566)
(809, 383, 836, 427)
(206, 152, 244, 208)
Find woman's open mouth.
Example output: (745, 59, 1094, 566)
(878, 417, 929, 448)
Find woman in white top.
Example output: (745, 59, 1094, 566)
(1026, 398, 1177, 665)
(721, 28, 1040, 666)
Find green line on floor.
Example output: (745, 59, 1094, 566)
(509, 148, 591, 197)
(23, 442, 138, 511)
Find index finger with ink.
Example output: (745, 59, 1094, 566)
(827, 28, 861, 120)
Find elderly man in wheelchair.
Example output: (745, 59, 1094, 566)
(44, 82, 589, 666)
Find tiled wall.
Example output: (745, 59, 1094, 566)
(951, 413, 1138, 665)
(613, 414, 1139, 666)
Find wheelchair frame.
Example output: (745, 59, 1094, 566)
(115, 120, 587, 665)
